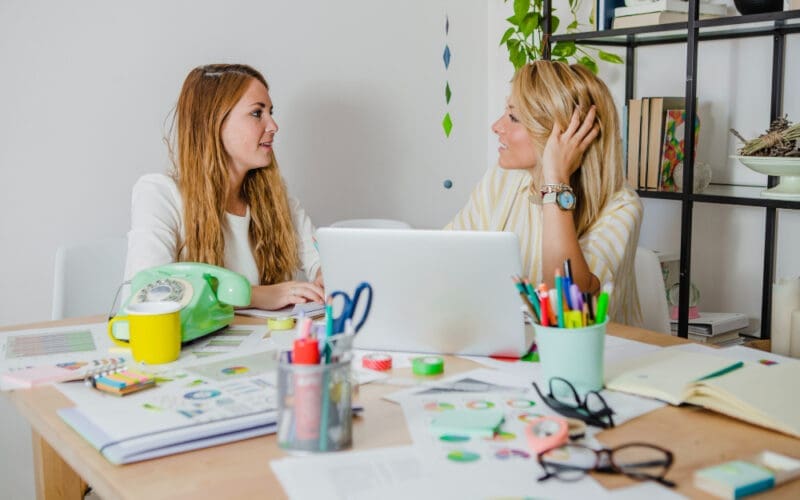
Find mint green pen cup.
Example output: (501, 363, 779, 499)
(534, 319, 608, 398)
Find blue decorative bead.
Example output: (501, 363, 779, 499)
(443, 179, 453, 189)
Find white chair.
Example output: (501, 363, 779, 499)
(634, 246, 671, 335)
(52, 237, 128, 320)
(329, 218, 412, 229)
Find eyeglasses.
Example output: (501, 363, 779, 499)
(532, 377, 615, 429)
(537, 442, 676, 488)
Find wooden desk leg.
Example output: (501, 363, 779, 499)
(32, 430, 87, 500)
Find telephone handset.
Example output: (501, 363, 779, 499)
(118, 262, 252, 343)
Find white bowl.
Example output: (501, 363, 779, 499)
(733, 155, 800, 199)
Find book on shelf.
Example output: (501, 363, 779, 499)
(660, 108, 700, 191)
(606, 347, 800, 438)
(625, 99, 643, 189)
(670, 312, 749, 336)
(613, 11, 721, 29)
(638, 97, 650, 188)
(615, 0, 728, 17)
(597, 0, 627, 30)
(645, 97, 685, 189)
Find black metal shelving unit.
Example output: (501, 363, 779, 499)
(542, 2, 800, 338)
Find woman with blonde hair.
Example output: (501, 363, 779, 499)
(125, 63, 323, 309)
(447, 60, 642, 325)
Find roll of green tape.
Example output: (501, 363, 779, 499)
(412, 356, 444, 376)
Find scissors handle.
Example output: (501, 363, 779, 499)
(349, 282, 373, 332)
(330, 282, 373, 334)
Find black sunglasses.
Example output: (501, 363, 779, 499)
(538, 442, 676, 488)
(533, 377, 615, 429)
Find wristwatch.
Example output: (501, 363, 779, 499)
(541, 184, 576, 211)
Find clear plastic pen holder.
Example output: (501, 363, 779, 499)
(277, 354, 352, 453)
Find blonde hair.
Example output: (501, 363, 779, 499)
(169, 63, 299, 284)
(510, 60, 624, 236)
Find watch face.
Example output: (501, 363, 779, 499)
(557, 190, 576, 210)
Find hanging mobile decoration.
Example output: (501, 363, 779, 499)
(442, 13, 453, 138)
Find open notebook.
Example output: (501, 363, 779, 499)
(605, 347, 800, 438)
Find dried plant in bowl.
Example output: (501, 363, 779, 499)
(730, 116, 800, 157)
(730, 117, 800, 199)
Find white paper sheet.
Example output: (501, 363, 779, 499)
(388, 369, 664, 427)
(270, 445, 685, 500)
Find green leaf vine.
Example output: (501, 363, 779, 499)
(501, 0, 623, 74)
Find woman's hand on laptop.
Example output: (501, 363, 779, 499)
(250, 281, 325, 310)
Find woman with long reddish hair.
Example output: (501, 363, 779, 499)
(125, 64, 323, 309)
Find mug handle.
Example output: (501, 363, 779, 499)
(107, 316, 131, 347)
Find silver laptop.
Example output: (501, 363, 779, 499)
(316, 228, 527, 357)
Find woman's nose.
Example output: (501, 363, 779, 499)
(491, 117, 502, 135)
(265, 116, 278, 134)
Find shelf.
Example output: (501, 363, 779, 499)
(637, 184, 800, 209)
(550, 10, 800, 47)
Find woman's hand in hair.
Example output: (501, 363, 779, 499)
(249, 281, 325, 310)
(541, 105, 599, 185)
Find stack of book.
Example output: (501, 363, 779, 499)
(670, 311, 749, 346)
(613, 0, 728, 29)
(625, 96, 699, 191)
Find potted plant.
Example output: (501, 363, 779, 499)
(500, 0, 623, 72)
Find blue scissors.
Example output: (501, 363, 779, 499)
(330, 281, 373, 334)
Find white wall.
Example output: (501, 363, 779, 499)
(488, 1, 800, 332)
(0, 0, 488, 327)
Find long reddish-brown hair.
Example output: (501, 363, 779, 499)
(168, 64, 298, 284)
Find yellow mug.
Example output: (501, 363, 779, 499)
(108, 302, 182, 364)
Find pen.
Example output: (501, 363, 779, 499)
(512, 276, 540, 323)
(569, 284, 583, 312)
(523, 279, 542, 321)
(554, 269, 565, 328)
(595, 288, 609, 324)
(538, 283, 556, 325)
(538, 289, 550, 327)
(583, 292, 595, 322)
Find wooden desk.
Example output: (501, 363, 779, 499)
(4, 317, 800, 499)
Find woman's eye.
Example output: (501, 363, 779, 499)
(251, 109, 263, 118)
(509, 113, 519, 123)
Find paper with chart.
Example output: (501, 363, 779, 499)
(0, 322, 128, 389)
(57, 348, 280, 463)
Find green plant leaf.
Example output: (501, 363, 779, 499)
(513, 0, 530, 23)
(500, 27, 516, 46)
(550, 15, 560, 33)
(552, 41, 576, 57)
(598, 50, 624, 64)
(578, 56, 598, 74)
(511, 44, 527, 69)
(506, 15, 520, 27)
(567, 20, 578, 31)
(533, 0, 543, 9)
(507, 38, 520, 50)
(520, 12, 540, 36)
(555, 57, 568, 63)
